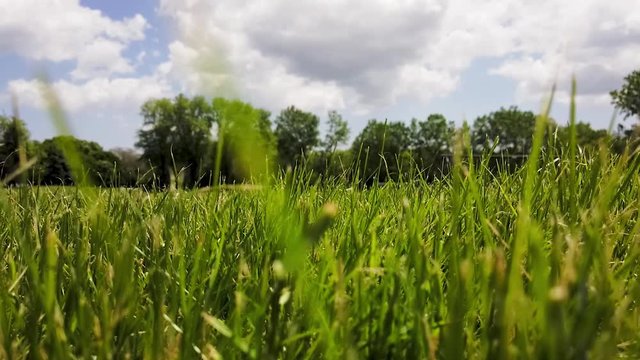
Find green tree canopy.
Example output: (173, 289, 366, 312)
(136, 94, 214, 188)
(322, 110, 350, 154)
(611, 69, 640, 120)
(111, 148, 146, 187)
(274, 106, 320, 168)
(211, 98, 275, 182)
(34, 136, 119, 186)
(351, 120, 411, 183)
(472, 106, 536, 155)
(307, 110, 351, 179)
(410, 114, 455, 169)
(555, 122, 609, 150)
(0, 116, 31, 183)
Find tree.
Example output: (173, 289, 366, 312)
(0, 116, 31, 183)
(555, 122, 609, 150)
(175, 95, 215, 187)
(472, 107, 536, 155)
(211, 98, 276, 182)
(322, 111, 350, 154)
(409, 114, 454, 173)
(611, 69, 640, 120)
(257, 109, 276, 150)
(274, 106, 320, 168)
(111, 148, 147, 187)
(34, 136, 120, 186)
(136, 98, 174, 187)
(307, 149, 354, 181)
(307, 111, 351, 179)
(36, 139, 71, 185)
(612, 123, 640, 154)
(351, 120, 411, 183)
(136, 94, 214, 188)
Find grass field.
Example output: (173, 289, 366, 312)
(2, 111, 640, 359)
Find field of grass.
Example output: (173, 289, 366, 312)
(2, 112, 640, 359)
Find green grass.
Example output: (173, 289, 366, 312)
(2, 104, 640, 359)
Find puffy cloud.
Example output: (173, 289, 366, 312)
(242, 1, 444, 82)
(3, 0, 638, 133)
(488, 0, 640, 104)
(8, 75, 172, 113)
(0, 0, 147, 82)
(0, 1, 160, 147)
(157, 0, 639, 113)
(0, 0, 146, 61)
(70, 38, 135, 80)
(158, 0, 452, 114)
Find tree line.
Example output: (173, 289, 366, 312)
(2, 70, 639, 187)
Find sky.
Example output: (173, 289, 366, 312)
(0, 0, 638, 149)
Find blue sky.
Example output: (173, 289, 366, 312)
(1, 0, 637, 149)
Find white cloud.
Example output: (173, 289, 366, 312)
(8, 75, 172, 114)
(158, 0, 451, 114)
(487, 0, 640, 104)
(0, 1, 162, 147)
(0, 0, 146, 61)
(70, 38, 135, 80)
(0, 0, 147, 81)
(2, 0, 637, 136)
(156, 39, 349, 113)
(157, 0, 640, 113)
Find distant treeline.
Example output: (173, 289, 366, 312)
(0, 96, 638, 187)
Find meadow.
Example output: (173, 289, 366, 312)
(1, 107, 640, 360)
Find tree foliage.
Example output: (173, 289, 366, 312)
(111, 148, 147, 187)
(34, 136, 119, 185)
(136, 94, 214, 188)
(322, 110, 350, 153)
(410, 114, 455, 173)
(0, 116, 31, 183)
(5, 85, 638, 188)
(211, 98, 275, 182)
(135, 95, 276, 186)
(555, 122, 609, 150)
(274, 106, 320, 168)
(351, 120, 411, 183)
(611, 69, 640, 120)
(472, 106, 537, 154)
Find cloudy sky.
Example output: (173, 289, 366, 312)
(0, 0, 638, 149)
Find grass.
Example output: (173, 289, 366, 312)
(2, 98, 640, 359)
